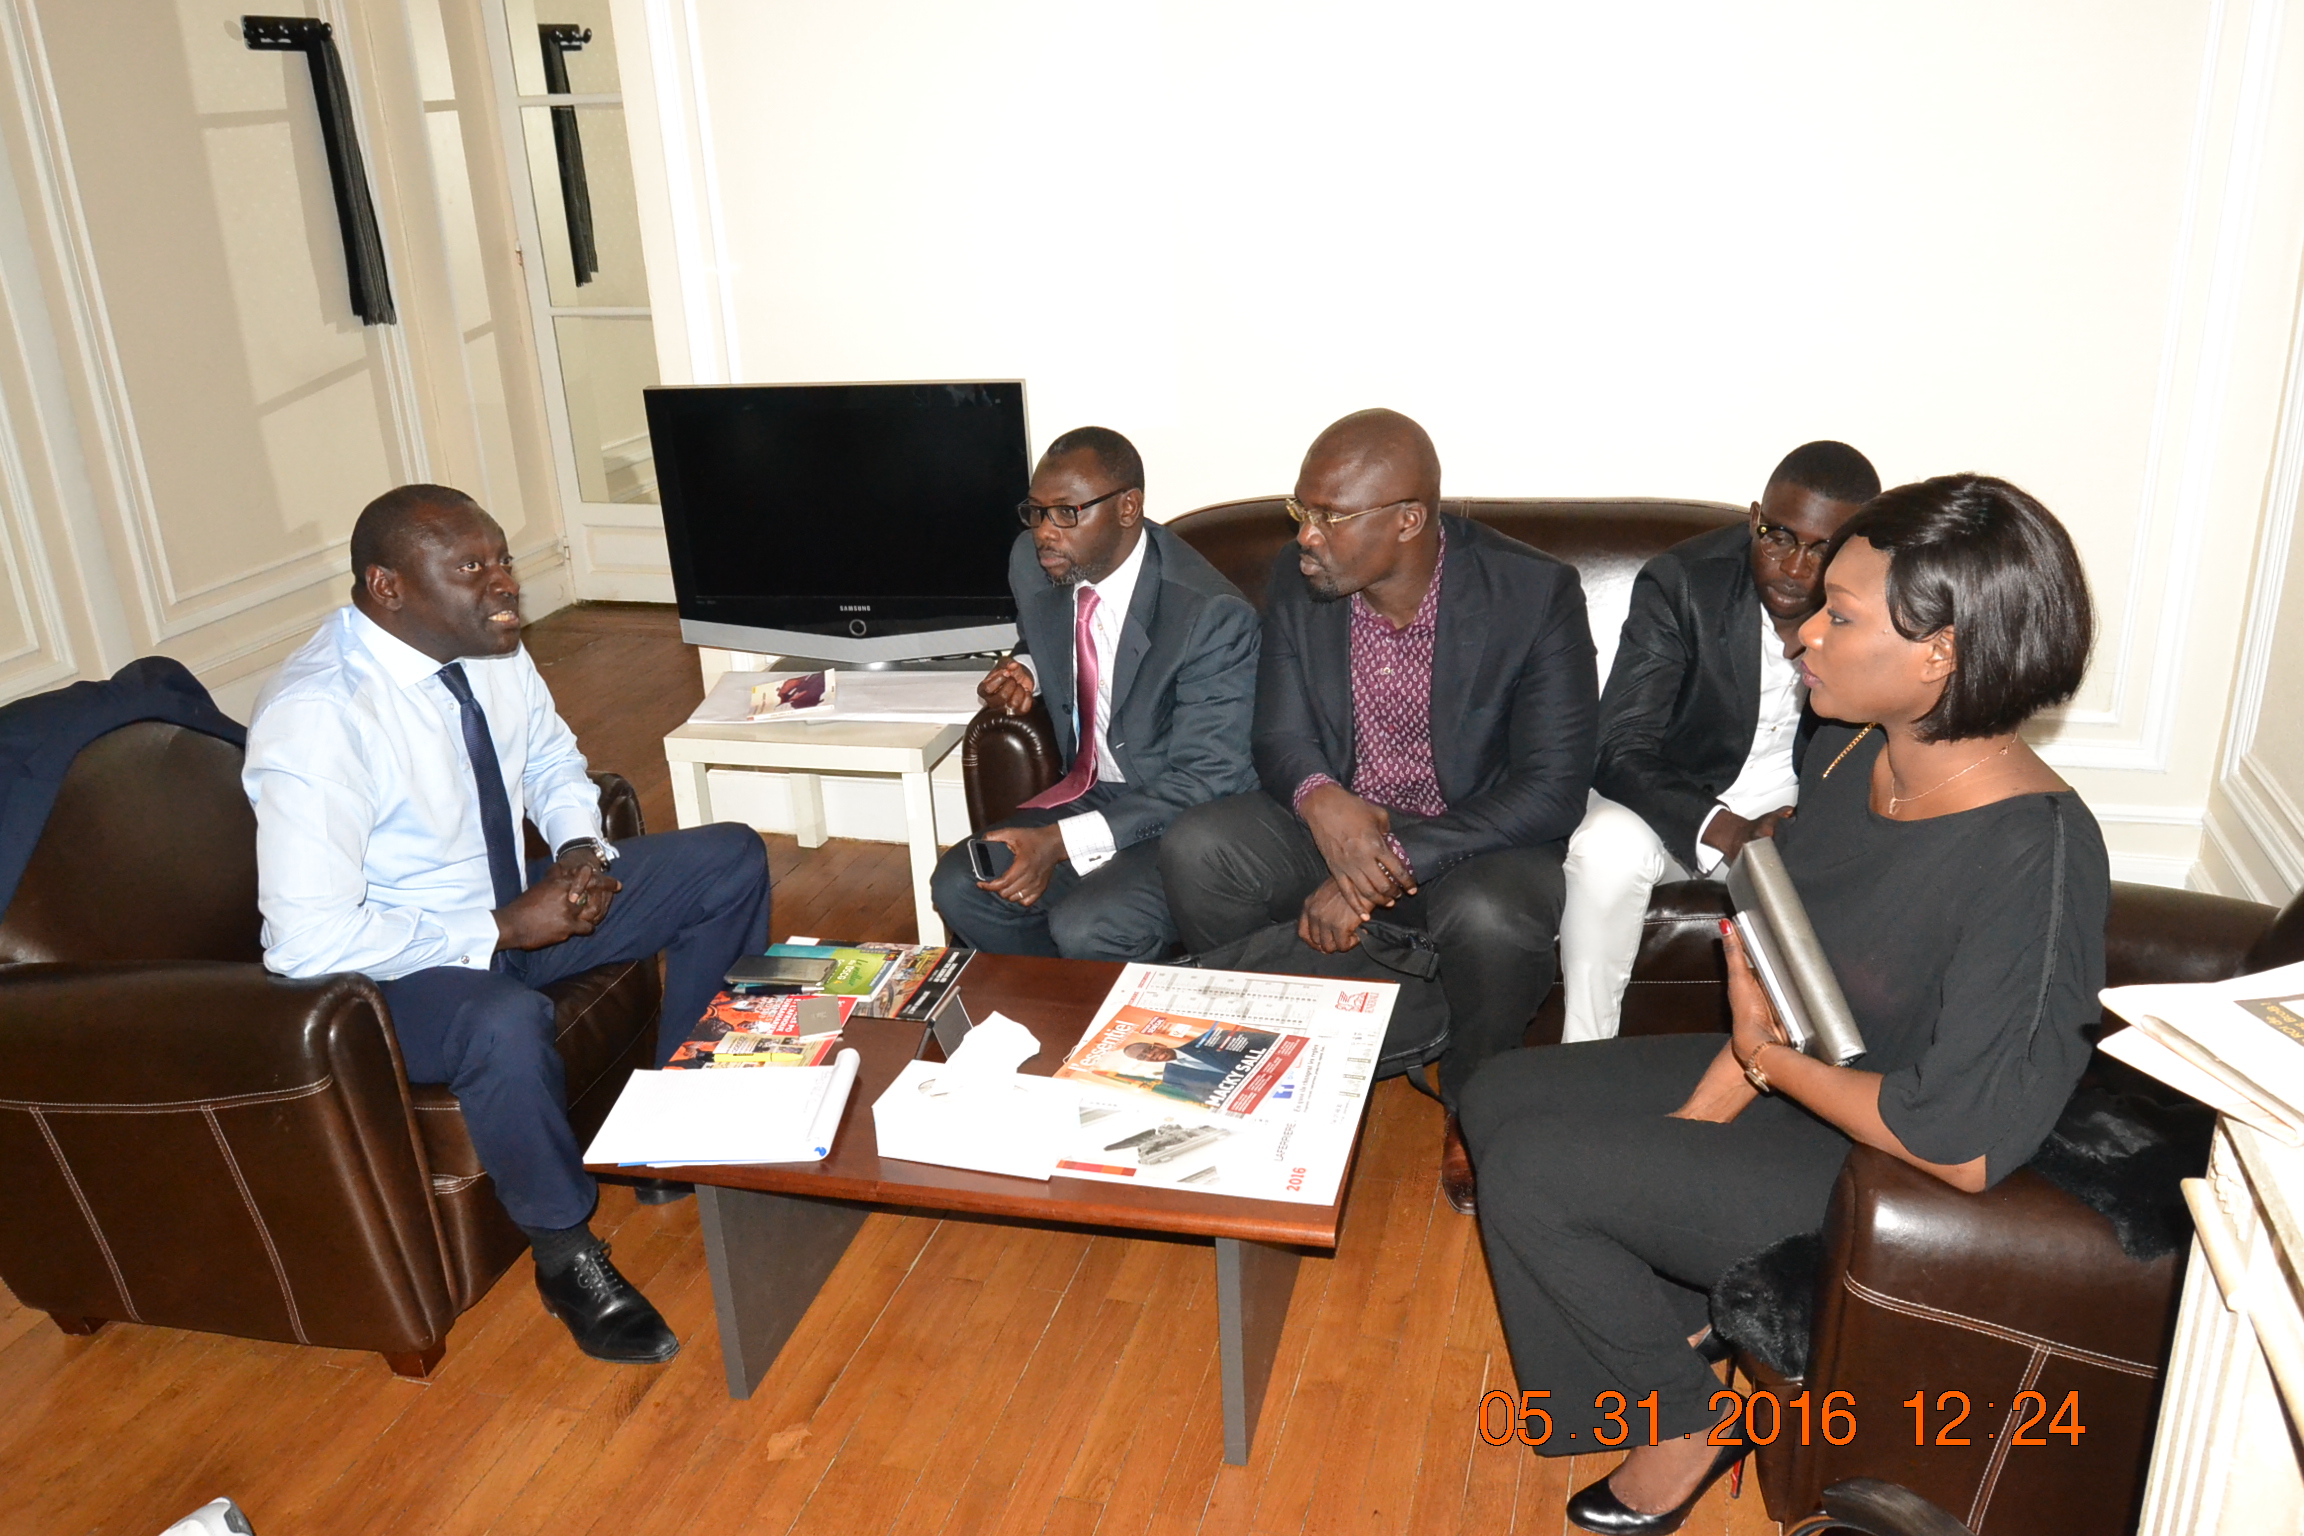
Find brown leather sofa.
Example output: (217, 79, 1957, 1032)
(0, 719, 662, 1377)
(967, 496, 1799, 1036)
(965, 494, 2290, 1534)
(958, 499, 1741, 1040)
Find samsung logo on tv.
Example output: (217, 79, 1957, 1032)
(839, 604, 872, 612)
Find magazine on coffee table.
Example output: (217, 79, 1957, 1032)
(1050, 963, 1395, 1205)
(1726, 839, 1867, 1066)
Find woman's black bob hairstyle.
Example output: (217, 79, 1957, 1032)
(1821, 474, 2093, 743)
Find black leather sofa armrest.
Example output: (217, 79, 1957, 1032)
(963, 699, 1062, 833)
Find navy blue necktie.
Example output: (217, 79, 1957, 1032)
(436, 663, 524, 909)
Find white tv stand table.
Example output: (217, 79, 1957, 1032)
(664, 649, 977, 944)
(663, 716, 965, 944)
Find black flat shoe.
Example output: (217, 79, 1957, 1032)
(632, 1178, 693, 1206)
(536, 1243, 680, 1364)
(1565, 1432, 1746, 1535)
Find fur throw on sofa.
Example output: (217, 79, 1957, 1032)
(1710, 1088, 2213, 1380)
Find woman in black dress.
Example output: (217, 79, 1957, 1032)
(1459, 474, 2107, 1535)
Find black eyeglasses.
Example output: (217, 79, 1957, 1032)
(1018, 486, 1134, 529)
(1754, 519, 1834, 565)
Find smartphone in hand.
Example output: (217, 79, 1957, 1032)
(966, 837, 1011, 882)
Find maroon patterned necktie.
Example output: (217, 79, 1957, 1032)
(1022, 584, 1103, 809)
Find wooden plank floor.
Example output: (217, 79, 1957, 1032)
(0, 604, 1779, 1536)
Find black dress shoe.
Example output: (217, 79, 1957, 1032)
(633, 1178, 693, 1206)
(535, 1244, 680, 1364)
(1440, 1115, 1477, 1216)
(1565, 1431, 1746, 1535)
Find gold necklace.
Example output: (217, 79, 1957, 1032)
(1819, 723, 1874, 779)
(1886, 743, 2011, 816)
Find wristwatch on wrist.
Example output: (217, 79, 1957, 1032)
(556, 836, 615, 866)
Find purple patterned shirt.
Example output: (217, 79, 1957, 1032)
(1292, 526, 1448, 875)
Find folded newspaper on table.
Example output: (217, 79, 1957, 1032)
(583, 1048, 862, 1166)
(1726, 839, 1867, 1066)
(1049, 963, 1393, 1206)
(2101, 958, 2304, 1146)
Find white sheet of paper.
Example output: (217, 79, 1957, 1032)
(869, 1014, 1069, 1179)
(582, 1049, 861, 1166)
(2100, 1022, 2304, 1145)
(871, 1061, 1075, 1179)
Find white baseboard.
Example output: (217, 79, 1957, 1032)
(2108, 851, 2202, 889)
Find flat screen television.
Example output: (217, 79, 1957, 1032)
(647, 380, 1030, 663)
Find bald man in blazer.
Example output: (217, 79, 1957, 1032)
(1161, 409, 1596, 1213)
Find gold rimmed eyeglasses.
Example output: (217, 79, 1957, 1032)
(1285, 496, 1417, 532)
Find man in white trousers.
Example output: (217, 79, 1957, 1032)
(1557, 441, 1877, 1042)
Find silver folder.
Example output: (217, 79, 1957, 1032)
(1725, 838, 1867, 1066)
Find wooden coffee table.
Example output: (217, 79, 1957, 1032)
(593, 954, 1370, 1464)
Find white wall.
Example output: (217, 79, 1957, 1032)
(617, 0, 2304, 889)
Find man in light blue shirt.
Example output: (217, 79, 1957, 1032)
(245, 484, 770, 1365)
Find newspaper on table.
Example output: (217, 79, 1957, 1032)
(1049, 963, 1394, 1205)
(2101, 957, 2304, 1145)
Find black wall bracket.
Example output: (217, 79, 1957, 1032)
(539, 24, 598, 286)
(243, 15, 396, 325)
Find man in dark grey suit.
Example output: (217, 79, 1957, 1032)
(1160, 409, 1597, 1208)
(1557, 440, 1878, 1043)
(930, 427, 1260, 960)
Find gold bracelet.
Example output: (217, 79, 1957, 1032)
(1741, 1041, 1776, 1095)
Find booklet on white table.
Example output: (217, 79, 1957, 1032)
(582, 1048, 861, 1167)
(688, 669, 984, 726)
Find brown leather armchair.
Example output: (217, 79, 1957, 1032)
(1747, 883, 2289, 1536)
(0, 719, 663, 1378)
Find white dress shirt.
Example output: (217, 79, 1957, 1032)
(242, 606, 606, 980)
(1691, 612, 1806, 875)
(1016, 533, 1146, 876)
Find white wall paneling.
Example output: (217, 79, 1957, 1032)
(2202, 97, 2304, 906)
(0, 0, 579, 717)
(1, 0, 425, 650)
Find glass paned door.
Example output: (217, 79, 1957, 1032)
(492, 0, 668, 597)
